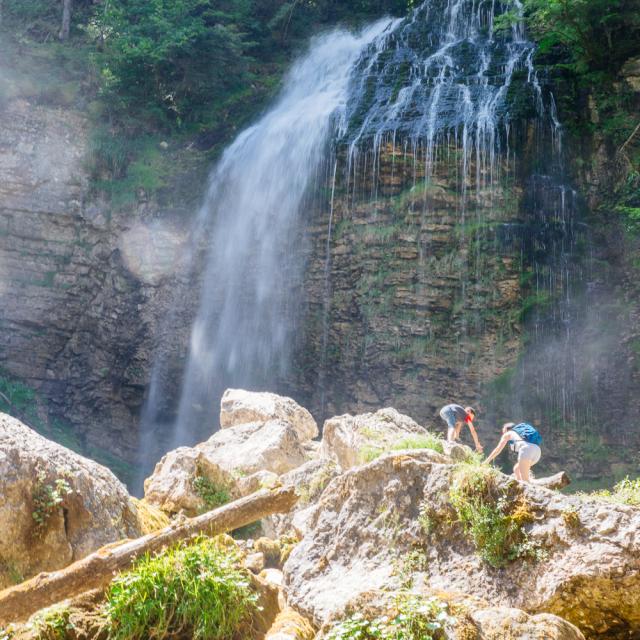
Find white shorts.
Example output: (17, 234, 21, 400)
(516, 442, 541, 465)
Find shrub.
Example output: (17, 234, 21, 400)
(31, 605, 74, 640)
(325, 594, 452, 640)
(32, 470, 71, 536)
(586, 476, 640, 506)
(449, 464, 543, 568)
(192, 475, 231, 513)
(105, 537, 258, 640)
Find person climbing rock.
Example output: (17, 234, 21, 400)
(439, 404, 482, 451)
(484, 422, 542, 482)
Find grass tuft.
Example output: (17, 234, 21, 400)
(105, 536, 258, 640)
(583, 476, 640, 507)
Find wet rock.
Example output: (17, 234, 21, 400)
(283, 450, 640, 638)
(0, 413, 139, 589)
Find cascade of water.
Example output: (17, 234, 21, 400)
(154, 19, 400, 450)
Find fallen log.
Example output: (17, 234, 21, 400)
(532, 471, 571, 490)
(0, 486, 297, 625)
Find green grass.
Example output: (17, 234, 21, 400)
(579, 476, 640, 506)
(105, 537, 258, 640)
(31, 604, 74, 640)
(391, 434, 445, 455)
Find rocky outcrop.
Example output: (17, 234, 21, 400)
(0, 93, 200, 471)
(144, 393, 316, 515)
(0, 413, 139, 590)
(283, 449, 640, 639)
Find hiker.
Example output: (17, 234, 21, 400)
(484, 422, 542, 482)
(439, 404, 482, 452)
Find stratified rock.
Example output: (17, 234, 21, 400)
(221, 389, 318, 441)
(320, 407, 444, 469)
(283, 450, 640, 638)
(143, 447, 237, 516)
(0, 413, 139, 589)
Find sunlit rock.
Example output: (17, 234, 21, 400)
(320, 407, 445, 469)
(143, 446, 238, 516)
(317, 590, 585, 640)
(0, 412, 139, 590)
(221, 389, 318, 441)
(283, 449, 640, 638)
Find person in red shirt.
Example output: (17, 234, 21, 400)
(439, 403, 483, 452)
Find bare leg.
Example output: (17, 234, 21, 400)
(447, 426, 456, 442)
(513, 463, 522, 481)
(454, 422, 463, 440)
(519, 460, 533, 482)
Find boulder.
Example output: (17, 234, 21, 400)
(199, 420, 309, 476)
(143, 447, 238, 516)
(145, 393, 314, 515)
(0, 413, 139, 590)
(221, 389, 318, 441)
(320, 407, 444, 469)
(283, 450, 640, 638)
(263, 459, 340, 539)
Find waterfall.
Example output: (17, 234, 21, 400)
(152, 18, 400, 451)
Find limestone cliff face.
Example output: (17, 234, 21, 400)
(0, 97, 196, 465)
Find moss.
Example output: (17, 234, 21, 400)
(31, 605, 74, 640)
(562, 508, 581, 532)
(131, 497, 170, 534)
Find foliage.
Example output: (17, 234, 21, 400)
(359, 431, 445, 463)
(31, 470, 72, 535)
(132, 498, 171, 534)
(516, 0, 640, 74)
(31, 605, 74, 640)
(192, 475, 231, 512)
(325, 594, 453, 640)
(105, 536, 258, 640)
(583, 476, 640, 506)
(449, 464, 544, 568)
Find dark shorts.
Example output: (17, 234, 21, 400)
(439, 406, 458, 429)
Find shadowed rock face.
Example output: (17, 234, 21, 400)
(0, 97, 197, 469)
(0, 412, 140, 590)
(283, 450, 640, 638)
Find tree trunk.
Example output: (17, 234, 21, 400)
(0, 486, 297, 625)
(532, 471, 570, 490)
(59, 0, 72, 40)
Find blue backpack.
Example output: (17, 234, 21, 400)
(511, 423, 542, 446)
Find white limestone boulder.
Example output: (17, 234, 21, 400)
(221, 389, 318, 441)
(283, 449, 640, 638)
(0, 413, 139, 589)
(320, 406, 446, 470)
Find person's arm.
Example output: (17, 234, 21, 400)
(467, 421, 483, 452)
(484, 432, 510, 464)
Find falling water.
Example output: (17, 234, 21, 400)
(164, 19, 399, 448)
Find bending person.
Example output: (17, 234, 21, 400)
(439, 404, 482, 452)
(485, 422, 542, 482)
